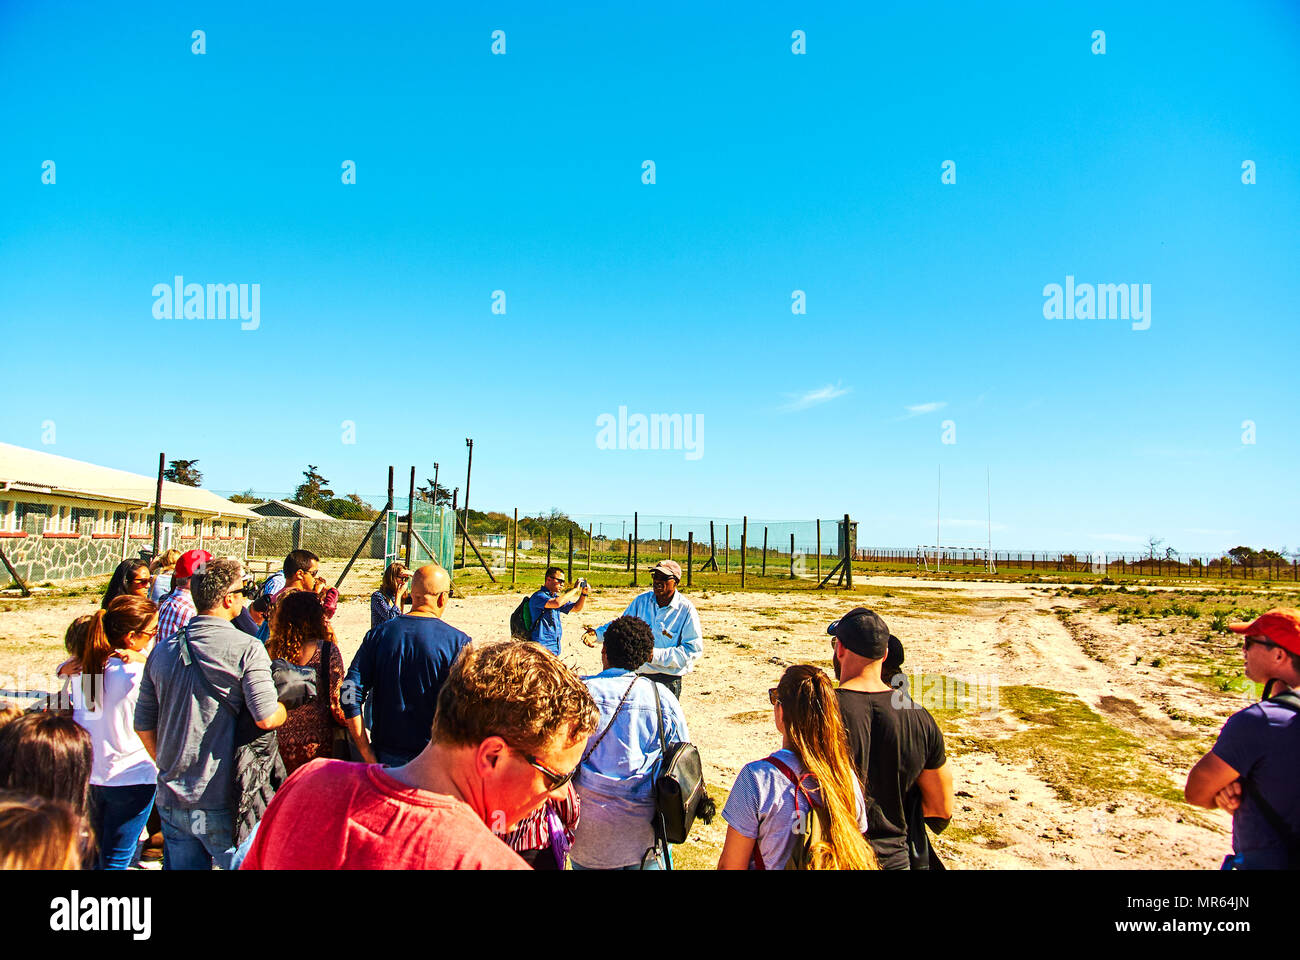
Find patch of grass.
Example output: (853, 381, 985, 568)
(727, 710, 771, 724)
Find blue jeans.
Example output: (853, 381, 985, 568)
(157, 801, 235, 870)
(90, 784, 155, 870)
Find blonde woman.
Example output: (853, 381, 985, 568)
(149, 549, 182, 603)
(718, 664, 877, 870)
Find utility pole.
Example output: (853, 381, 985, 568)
(460, 439, 473, 569)
(937, 465, 942, 575)
(433, 462, 440, 506)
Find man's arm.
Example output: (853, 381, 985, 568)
(1185, 751, 1241, 809)
(137, 728, 158, 761)
(242, 644, 287, 731)
(916, 763, 954, 820)
(648, 605, 703, 672)
(340, 630, 375, 721)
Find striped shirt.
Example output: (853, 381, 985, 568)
(499, 784, 580, 853)
(156, 588, 196, 643)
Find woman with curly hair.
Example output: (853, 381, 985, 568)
(718, 664, 877, 870)
(268, 590, 370, 771)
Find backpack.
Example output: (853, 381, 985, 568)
(1238, 690, 1300, 867)
(509, 594, 540, 641)
(752, 754, 831, 871)
(649, 681, 711, 851)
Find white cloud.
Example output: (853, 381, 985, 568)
(783, 383, 850, 412)
(901, 401, 947, 418)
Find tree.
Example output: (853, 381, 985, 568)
(1227, 546, 1256, 566)
(163, 459, 203, 487)
(227, 488, 261, 504)
(323, 494, 375, 521)
(1163, 546, 1178, 561)
(292, 465, 333, 511)
(1144, 536, 1164, 560)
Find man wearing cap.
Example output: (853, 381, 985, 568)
(1185, 608, 1300, 869)
(829, 606, 953, 869)
(582, 560, 702, 699)
(156, 548, 212, 643)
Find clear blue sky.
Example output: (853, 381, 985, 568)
(3, 0, 1297, 555)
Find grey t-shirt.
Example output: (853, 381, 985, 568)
(135, 615, 280, 810)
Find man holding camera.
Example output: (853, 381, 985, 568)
(582, 560, 702, 699)
(527, 567, 590, 656)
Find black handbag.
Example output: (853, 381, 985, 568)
(649, 681, 709, 848)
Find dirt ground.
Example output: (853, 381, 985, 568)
(1, 561, 1271, 870)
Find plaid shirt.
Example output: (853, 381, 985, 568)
(499, 784, 580, 853)
(156, 587, 196, 642)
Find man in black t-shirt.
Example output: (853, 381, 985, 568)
(830, 607, 953, 869)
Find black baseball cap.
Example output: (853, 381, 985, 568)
(826, 607, 891, 659)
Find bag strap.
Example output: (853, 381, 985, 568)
(764, 754, 822, 813)
(178, 626, 239, 719)
(581, 674, 641, 765)
(651, 678, 669, 763)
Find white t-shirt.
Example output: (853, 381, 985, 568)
(71, 659, 159, 788)
(722, 748, 869, 870)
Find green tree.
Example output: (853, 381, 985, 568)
(227, 488, 261, 504)
(292, 465, 333, 511)
(163, 459, 203, 487)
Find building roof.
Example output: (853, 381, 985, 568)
(251, 499, 335, 521)
(0, 443, 261, 520)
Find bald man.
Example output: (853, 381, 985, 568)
(341, 564, 473, 766)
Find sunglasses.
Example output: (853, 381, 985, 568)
(130, 577, 151, 586)
(1244, 635, 1280, 651)
(499, 740, 580, 792)
(768, 687, 779, 706)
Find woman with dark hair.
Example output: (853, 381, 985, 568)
(101, 559, 151, 610)
(73, 596, 160, 869)
(370, 562, 409, 629)
(268, 590, 371, 771)
(0, 712, 94, 821)
(718, 664, 877, 870)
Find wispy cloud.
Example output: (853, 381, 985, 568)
(901, 401, 947, 419)
(782, 383, 850, 412)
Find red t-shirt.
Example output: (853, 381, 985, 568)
(241, 759, 530, 870)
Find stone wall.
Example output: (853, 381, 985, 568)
(0, 515, 248, 586)
(249, 517, 386, 560)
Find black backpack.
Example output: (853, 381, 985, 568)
(509, 595, 539, 641)
(649, 681, 714, 854)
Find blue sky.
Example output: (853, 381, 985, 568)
(2, 0, 1298, 555)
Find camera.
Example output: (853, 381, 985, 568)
(237, 577, 259, 600)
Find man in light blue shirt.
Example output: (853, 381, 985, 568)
(570, 616, 690, 870)
(582, 560, 702, 699)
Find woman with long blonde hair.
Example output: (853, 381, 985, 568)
(718, 664, 877, 870)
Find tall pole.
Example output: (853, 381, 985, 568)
(433, 462, 440, 505)
(405, 466, 416, 565)
(632, 512, 639, 586)
(460, 439, 473, 569)
(151, 452, 165, 557)
(936, 465, 942, 575)
(986, 467, 992, 574)
(512, 507, 518, 585)
(740, 517, 748, 588)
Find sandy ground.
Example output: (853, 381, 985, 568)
(0, 561, 1261, 869)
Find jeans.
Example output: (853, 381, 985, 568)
(1221, 848, 1291, 870)
(157, 801, 235, 870)
(90, 784, 155, 870)
(642, 673, 682, 700)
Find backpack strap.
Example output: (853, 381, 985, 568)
(177, 626, 239, 719)
(580, 674, 640, 764)
(1240, 692, 1300, 856)
(764, 754, 822, 812)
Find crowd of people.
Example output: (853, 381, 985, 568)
(3, 546, 1294, 871)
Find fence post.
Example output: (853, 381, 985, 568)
(405, 466, 416, 565)
(740, 517, 748, 588)
(761, 526, 768, 577)
(687, 533, 693, 588)
(843, 513, 853, 588)
(633, 512, 639, 586)
(668, 524, 672, 562)
(567, 530, 574, 584)
(626, 534, 632, 572)
(816, 520, 821, 583)
(725, 524, 729, 573)
(547, 532, 551, 570)
(789, 532, 795, 579)
(587, 524, 592, 573)
(512, 509, 518, 585)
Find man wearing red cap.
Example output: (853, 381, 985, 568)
(1185, 608, 1300, 869)
(156, 549, 212, 643)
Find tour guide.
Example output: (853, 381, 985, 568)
(582, 560, 701, 698)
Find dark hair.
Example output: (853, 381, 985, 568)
(284, 550, 319, 579)
(603, 616, 655, 671)
(544, 566, 564, 581)
(0, 713, 93, 818)
(102, 559, 149, 609)
(191, 557, 243, 613)
(0, 791, 88, 870)
(268, 589, 328, 663)
(381, 562, 408, 599)
(250, 594, 272, 616)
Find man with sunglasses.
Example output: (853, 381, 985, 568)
(526, 567, 590, 656)
(581, 560, 702, 699)
(243, 640, 599, 870)
(1185, 608, 1300, 869)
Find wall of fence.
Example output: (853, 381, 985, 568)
(249, 517, 386, 560)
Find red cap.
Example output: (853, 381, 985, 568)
(1228, 608, 1300, 656)
(175, 549, 213, 579)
